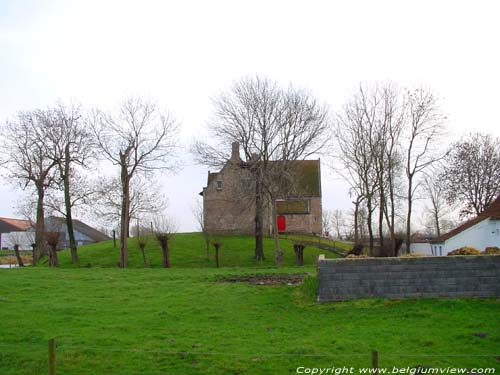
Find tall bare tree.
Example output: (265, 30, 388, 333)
(422, 172, 451, 237)
(403, 87, 447, 252)
(1, 109, 59, 262)
(192, 198, 210, 261)
(89, 97, 179, 268)
(47, 102, 95, 264)
(334, 84, 381, 254)
(441, 133, 500, 217)
(194, 76, 329, 264)
(334, 84, 446, 256)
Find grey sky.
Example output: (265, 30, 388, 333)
(1, 0, 499, 231)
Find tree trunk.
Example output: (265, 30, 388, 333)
(63, 145, 78, 264)
(271, 199, 283, 266)
(434, 210, 441, 238)
(120, 164, 130, 268)
(161, 242, 170, 268)
(405, 179, 413, 255)
(254, 170, 265, 260)
(366, 197, 374, 256)
(14, 244, 24, 267)
(294, 244, 304, 266)
(139, 244, 147, 267)
(214, 244, 220, 268)
(378, 195, 384, 256)
(49, 244, 58, 267)
(353, 198, 360, 244)
(34, 185, 46, 263)
(205, 237, 210, 261)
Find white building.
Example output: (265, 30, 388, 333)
(0, 217, 33, 251)
(430, 196, 500, 256)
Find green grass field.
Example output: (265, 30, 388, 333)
(40, 232, 342, 268)
(0, 233, 499, 374)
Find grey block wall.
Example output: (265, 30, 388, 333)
(318, 255, 500, 302)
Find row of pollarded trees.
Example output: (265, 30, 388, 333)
(0, 98, 179, 267)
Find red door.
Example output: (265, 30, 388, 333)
(277, 215, 286, 232)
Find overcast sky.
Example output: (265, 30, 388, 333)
(1, 0, 499, 231)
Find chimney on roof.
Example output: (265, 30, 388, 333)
(231, 142, 240, 162)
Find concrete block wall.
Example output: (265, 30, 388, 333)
(318, 255, 500, 302)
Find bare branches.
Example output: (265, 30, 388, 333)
(195, 76, 329, 263)
(87, 96, 179, 268)
(89, 97, 180, 176)
(333, 83, 446, 255)
(441, 133, 500, 217)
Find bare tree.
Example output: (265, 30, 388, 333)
(331, 209, 345, 240)
(195, 76, 329, 265)
(322, 209, 333, 237)
(135, 227, 149, 268)
(423, 171, 452, 237)
(192, 198, 210, 261)
(403, 87, 447, 253)
(441, 133, 500, 217)
(1, 109, 59, 262)
(94, 176, 167, 234)
(334, 84, 445, 256)
(334, 85, 380, 254)
(8, 232, 29, 267)
(89, 97, 179, 268)
(208, 232, 224, 268)
(48, 102, 95, 264)
(154, 216, 177, 268)
(45, 231, 59, 267)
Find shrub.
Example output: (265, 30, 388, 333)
(447, 247, 481, 256)
(482, 247, 500, 255)
(348, 243, 364, 256)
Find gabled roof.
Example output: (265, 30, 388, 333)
(431, 196, 500, 243)
(271, 159, 321, 197)
(45, 216, 111, 242)
(204, 159, 322, 198)
(0, 217, 33, 233)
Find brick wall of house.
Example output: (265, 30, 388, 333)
(281, 197, 322, 235)
(203, 159, 256, 235)
(202, 143, 323, 236)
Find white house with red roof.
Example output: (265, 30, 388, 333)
(0, 217, 34, 251)
(429, 196, 500, 255)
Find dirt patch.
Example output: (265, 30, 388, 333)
(221, 274, 306, 286)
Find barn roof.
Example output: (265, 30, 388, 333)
(431, 196, 500, 244)
(45, 216, 111, 242)
(0, 217, 33, 233)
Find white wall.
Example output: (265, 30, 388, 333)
(431, 218, 500, 255)
(0, 231, 33, 251)
(409, 242, 434, 255)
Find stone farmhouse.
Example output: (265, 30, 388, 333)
(201, 143, 322, 236)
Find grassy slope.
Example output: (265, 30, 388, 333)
(1, 234, 499, 374)
(45, 233, 342, 268)
(0, 268, 499, 374)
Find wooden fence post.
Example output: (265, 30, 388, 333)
(372, 350, 378, 373)
(48, 338, 56, 375)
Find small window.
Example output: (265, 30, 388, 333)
(216, 181, 222, 190)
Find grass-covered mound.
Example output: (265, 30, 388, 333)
(0, 267, 499, 374)
(42, 233, 345, 268)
